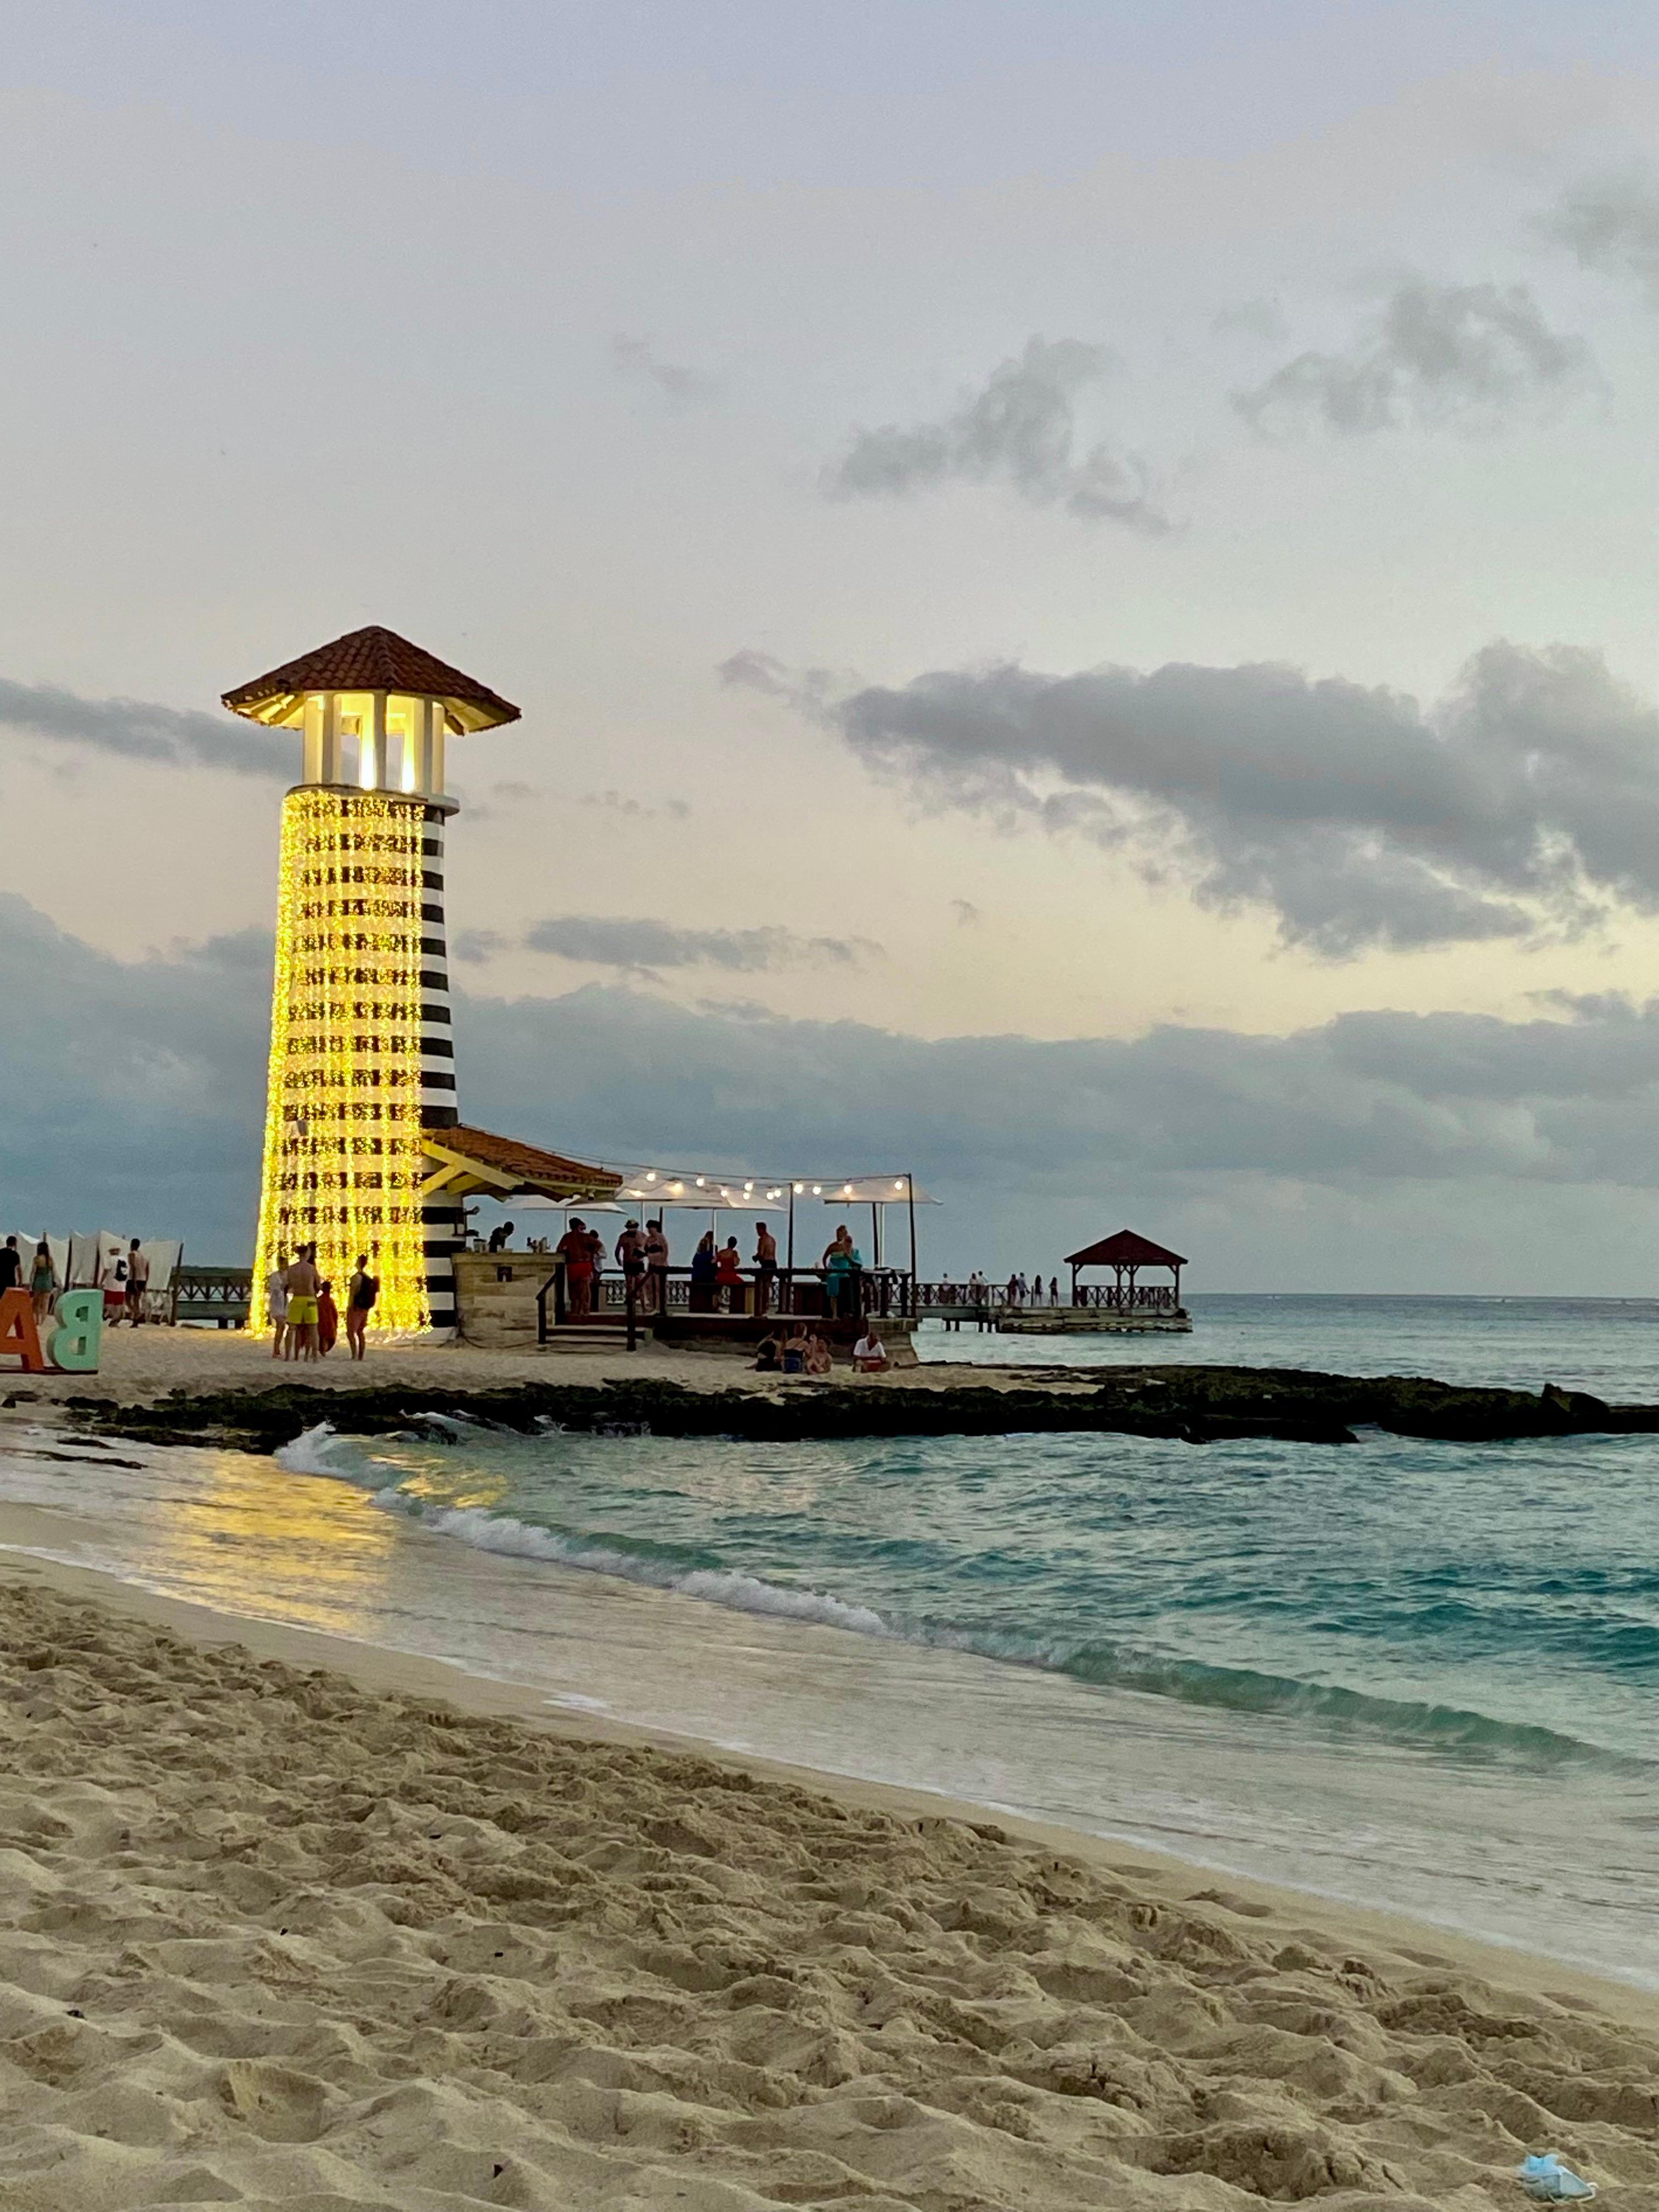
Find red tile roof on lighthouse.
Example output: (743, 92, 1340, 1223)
(222, 625, 520, 729)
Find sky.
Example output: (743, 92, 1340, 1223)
(4, 1, 1659, 1288)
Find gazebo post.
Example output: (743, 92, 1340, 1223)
(906, 1171, 918, 1317)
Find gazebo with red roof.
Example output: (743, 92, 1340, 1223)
(1063, 1229, 1188, 1317)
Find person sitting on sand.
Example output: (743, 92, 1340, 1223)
(804, 1329, 833, 1378)
(781, 1324, 809, 1375)
(852, 1325, 888, 1374)
(753, 1333, 781, 1372)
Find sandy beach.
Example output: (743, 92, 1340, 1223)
(6, 1324, 1093, 1415)
(2, 1538, 1657, 2211)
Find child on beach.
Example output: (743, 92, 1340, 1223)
(317, 1279, 339, 1356)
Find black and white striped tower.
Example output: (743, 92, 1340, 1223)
(223, 627, 520, 1338)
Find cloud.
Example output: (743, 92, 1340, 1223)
(13, 893, 1659, 1285)
(1211, 297, 1288, 343)
(611, 333, 716, 403)
(522, 915, 883, 975)
(578, 788, 692, 822)
(823, 336, 1173, 533)
(1543, 174, 1659, 306)
(1233, 279, 1590, 436)
(825, 639, 1659, 956)
(0, 895, 269, 1249)
(0, 676, 285, 778)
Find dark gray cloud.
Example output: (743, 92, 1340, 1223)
(0, 676, 285, 778)
(0, 895, 269, 1251)
(1233, 279, 1589, 436)
(1544, 175, 1659, 306)
(824, 336, 1172, 533)
(12, 893, 1659, 1284)
(611, 333, 716, 403)
(522, 915, 882, 975)
(823, 640, 1659, 956)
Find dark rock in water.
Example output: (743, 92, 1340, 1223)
(59, 1364, 1659, 1454)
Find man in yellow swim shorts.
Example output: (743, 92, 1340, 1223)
(283, 1245, 322, 1362)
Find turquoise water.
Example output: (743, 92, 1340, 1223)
(3, 1295, 1658, 1980)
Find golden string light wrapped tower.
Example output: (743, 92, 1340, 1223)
(224, 627, 521, 1335)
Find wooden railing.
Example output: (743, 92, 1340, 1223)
(535, 1261, 916, 1344)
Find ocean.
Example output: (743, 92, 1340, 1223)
(4, 1293, 1659, 1987)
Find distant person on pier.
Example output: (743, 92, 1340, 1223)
(29, 1240, 57, 1327)
(346, 1255, 377, 1358)
(1006, 1273, 1018, 1307)
(487, 1220, 515, 1253)
(125, 1239, 150, 1324)
(716, 1235, 744, 1312)
(1049, 1276, 1060, 1306)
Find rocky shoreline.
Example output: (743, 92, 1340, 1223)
(58, 1364, 1657, 1451)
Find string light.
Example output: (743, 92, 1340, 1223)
(251, 788, 431, 1335)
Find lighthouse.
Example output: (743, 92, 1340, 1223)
(224, 626, 521, 1335)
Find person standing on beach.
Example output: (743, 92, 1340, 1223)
(317, 1278, 339, 1355)
(557, 1218, 594, 1319)
(125, 1239, 150, 1324)
(28, 1240, 57, 1327)
(284, 1244, 321, 1362)
(100, 1246, 128, 1324)
(346, 1255, 376, 1358)
(0, 1238, 19, 1296)
(753, 1220, 777, 1316)
(643, 1217, 669, 1314)
(265, 1252, 289, 1357)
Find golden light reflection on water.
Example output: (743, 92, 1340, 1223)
(158, 1452, 403, 1638)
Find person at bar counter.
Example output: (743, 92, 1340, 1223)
(616, 1220, 646, 1308)
(821, 1225, 861, 1318)
(643, 1217, 669, 1313)
(557, 1217, 595, 1319)
(487, 1219, 515, 1253)
(753, 1220, 777, 1314)
(689, 1229, 718, 1312)
(715, 1235, 745, 1312)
